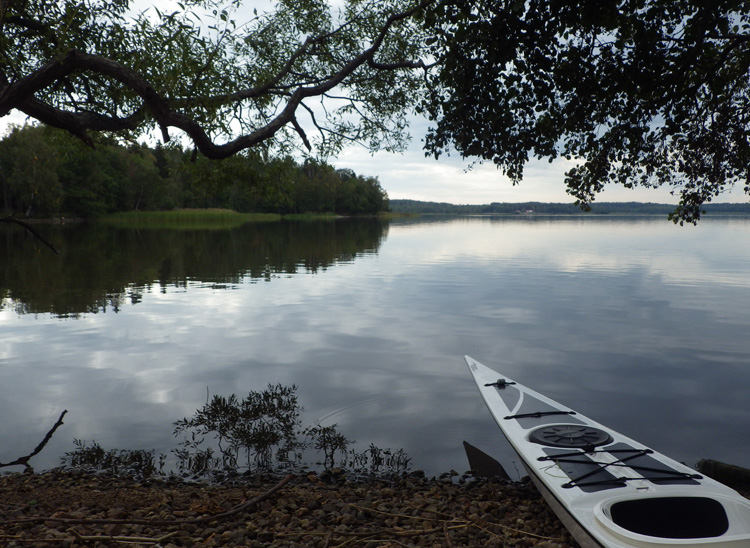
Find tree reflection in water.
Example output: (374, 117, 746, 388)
(0, 219, 388, 317)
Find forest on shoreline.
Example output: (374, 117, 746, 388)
(4, 124, 749, 223)
(0, 125, 388, 219)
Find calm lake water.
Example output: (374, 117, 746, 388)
(2, 215, 750, 477)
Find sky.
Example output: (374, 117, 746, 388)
(334, 114, 750, 205)
(333, 120, 679, 205)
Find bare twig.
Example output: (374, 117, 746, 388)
(348, 502, 562, 542)
(444, 521, 454, 547)
(0, 410, 67, 470)
(68, 529, 179, 545)
(0, 536, 61, 544)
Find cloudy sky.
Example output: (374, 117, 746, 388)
(334, 123, 677, 206)
(332, 114, 745, 206)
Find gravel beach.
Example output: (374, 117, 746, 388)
(0, 469, 576, 547)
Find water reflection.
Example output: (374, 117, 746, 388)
(2, 216, 750, 477)
(0, 219, 388, 317)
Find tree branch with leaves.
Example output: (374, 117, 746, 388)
(0, 0, 436, 158)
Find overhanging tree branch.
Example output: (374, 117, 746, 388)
(4, 0, 745, 222)
(0, 0, 437, 159)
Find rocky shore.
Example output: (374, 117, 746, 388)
(0, 469, 574, 547)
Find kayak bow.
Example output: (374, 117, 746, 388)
(465, 355, 750, 548)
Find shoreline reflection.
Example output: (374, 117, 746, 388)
(1, 218, 388, 317)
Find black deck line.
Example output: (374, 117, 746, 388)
(504, 410, 577, 420)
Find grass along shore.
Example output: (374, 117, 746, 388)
(99, 209, 282, 229)
(98, 209, 409, 230)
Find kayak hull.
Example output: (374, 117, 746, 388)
(465, 356, 750, 548)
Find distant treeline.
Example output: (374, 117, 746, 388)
(0, 125, 388, 218)
(389, 199, 750, 216)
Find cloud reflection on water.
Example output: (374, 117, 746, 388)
(2, 216, 750, 475)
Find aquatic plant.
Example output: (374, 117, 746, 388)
(61, 439, 166, 479)
(59, 384, 410, 479)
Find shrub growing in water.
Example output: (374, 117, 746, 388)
(172, 384, 304, 471)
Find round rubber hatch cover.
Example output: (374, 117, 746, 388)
(529, 425, 613, 448)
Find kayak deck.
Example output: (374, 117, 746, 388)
(465, 355, 750, 548)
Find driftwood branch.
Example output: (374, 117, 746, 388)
(0, 410, 68, 470)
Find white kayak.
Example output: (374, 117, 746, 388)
(465, 355, 750, 548)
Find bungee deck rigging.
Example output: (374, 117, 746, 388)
(538, 447, 704, 489)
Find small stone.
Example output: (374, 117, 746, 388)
(106, 507, 127, 519)
(340, 513, 356, 525)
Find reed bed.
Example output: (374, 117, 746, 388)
(100, 209, 281, 229)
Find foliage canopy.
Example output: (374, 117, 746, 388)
(422, 0, 750, 222)
(0, 0, 431, 157)
(2, 0, 750, 221)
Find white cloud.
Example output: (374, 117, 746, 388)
(333, 128, 701, 205)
